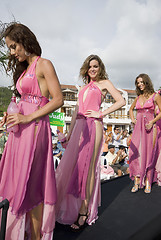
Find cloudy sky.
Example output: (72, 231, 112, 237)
(1, 0, 161, 91)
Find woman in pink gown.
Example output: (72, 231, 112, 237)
(129, 74, 161, 193)
(155, 90, 161, 185)
(0, 23, 63, 240)
(55, 55, 125, 231)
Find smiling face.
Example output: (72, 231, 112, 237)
(136, 77, 145, 91)
(87, 59, 100, 81)
(5, 36, 27, 62)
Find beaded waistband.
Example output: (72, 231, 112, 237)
(137, 109, 154, 114)
(20, 93, 49, 107)
(76, 112, 102, 122)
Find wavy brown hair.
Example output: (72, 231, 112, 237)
(135, 73, 154, 96)
(2, 22, 41, 95)
(79, 55, 108, 84)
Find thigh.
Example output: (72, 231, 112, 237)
(93, 120, 103, 159)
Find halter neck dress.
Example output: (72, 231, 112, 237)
(154, 106, 161, 185)
(129, 94, 158, 187)
(55, 80, 104, 225)
(0, 57, 56, 239)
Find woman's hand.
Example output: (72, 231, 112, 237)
(145, 121, 153, 131)
(85, 110, 101, 118)
(65, 134, 70, 142)
(0, 112, 7, 127)
(131, 119, 136, 125)
(6, 113, 31, 128)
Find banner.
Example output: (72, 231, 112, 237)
(49, 112, 65, 127)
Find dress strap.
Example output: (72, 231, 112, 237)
(29, 56, 40, 72)
(152, 92, 156, 101)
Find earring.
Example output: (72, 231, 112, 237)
(25, 51, 31, 57)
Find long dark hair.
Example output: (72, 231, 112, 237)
(135, 73, 154, 96)
(2, 22, 41, 95)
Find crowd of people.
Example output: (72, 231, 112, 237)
(51, 127, 132, 181)
(0, 21, 161, 239)
(0, 127, 8, 160)
(100, 127, 131, 181)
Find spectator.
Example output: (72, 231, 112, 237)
(118, 145, 129, 173)
(121, 129, 128, 147)
(100, 154, 115, 181)
(53, 139, 62, 169)
(102, 128, 112, 156)
(104, 144, 128, 176)
(127, 130, 132, 147)
(112, 126, 122, 152)
(0, 128, 8, 160)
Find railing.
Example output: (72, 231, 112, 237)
(63, 96, 78, 101)
(108, 114, 130, 119)
(64, 113, 131, 119)
(0, 199, 9, 240)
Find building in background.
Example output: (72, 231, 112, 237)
(52, 84, 137, 135)
(0, 85, 136, 135)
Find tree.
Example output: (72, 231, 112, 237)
(0, 87, 12, 116)
(0, 22, 12, 116)
(0, 21, 8, 73)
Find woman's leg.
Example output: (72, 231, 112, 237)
(29, 123, 43, 239)
(29, 203, 43, 240)
(144, 125, 157, 193)
(71, 121, 103, 229)
(131, 176, 140, 192)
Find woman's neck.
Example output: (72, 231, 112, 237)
(26, 54, 38, 66)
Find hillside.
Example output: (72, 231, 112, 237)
(0, 87, 12, 116)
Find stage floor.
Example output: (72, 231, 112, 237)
(53, 175, 161, 240)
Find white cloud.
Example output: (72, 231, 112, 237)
(0, 0, 161, 90)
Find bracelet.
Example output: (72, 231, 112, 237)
(99, 111, 103, 118)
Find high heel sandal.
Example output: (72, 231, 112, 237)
(71, 213, 88, 232)
(144, 181, 151, 194)
(131, 183, 139, 193)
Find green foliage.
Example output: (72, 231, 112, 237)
(0, 49, 7, 72)
(0, 22, 8, 73)
(0, 87, 12, 116)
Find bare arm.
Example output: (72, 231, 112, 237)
(146, 93, 161, 130)
(112, 150, 122, 165)
(129, 97, 138, 124)
(116, 130, 123, 141)
(6, 59, 64, 127)
(101, 80, 126, 117)
(85, 80, 125, 118)
(54, 151, 62, 158)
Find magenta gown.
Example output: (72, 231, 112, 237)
(0, 57, 56, 239)
(155, 108, 161, 185)
(129, 94, 158, 187)
(55, 80, 103, 225)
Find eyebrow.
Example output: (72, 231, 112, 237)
(8, 43, 16, 49)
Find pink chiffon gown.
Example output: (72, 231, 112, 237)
(55, 80, 104, 225)
(155, 108, 161, 185)
(129, 94, 158, 187)
(0, 57, 56, 239)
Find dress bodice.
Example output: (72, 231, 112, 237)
(16, 57, 48, 107)
(16, 56, 41, 96)
(135, 94, 156, 111)
(78, 81, 103, 114)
